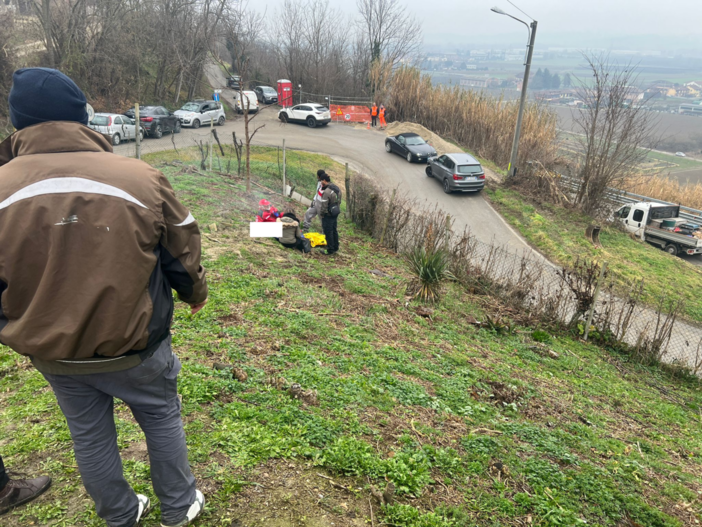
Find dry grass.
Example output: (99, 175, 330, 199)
(385, 67, 559, 171)
(623, 174, 702, 211)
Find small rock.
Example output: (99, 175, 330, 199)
(415, 306, 434, 318)
(213, 362, 230, 371)
(369, 269, 391, 277)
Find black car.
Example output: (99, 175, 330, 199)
(124, 106, 181, 139)
(253, 86, 278, 104)
(385, 133, 437, 163)
(227, 75, 242, 90)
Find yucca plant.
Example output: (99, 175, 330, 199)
(405, 246, 455, 303)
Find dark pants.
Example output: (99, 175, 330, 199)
(279, 237, 306, 252)
(0, 455, 7, 491)
(371, 116, 378, 127)
(41, 338, 195, 527)
(322, 215, 339, 253)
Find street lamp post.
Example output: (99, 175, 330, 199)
(491, 6, 537, 179)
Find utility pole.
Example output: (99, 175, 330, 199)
(507, 20, 537, 179)
(491, 6, 538, 179)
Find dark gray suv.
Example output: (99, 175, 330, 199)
(426, 153, 485, 194)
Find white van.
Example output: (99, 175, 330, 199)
(235, 90, 260, 114)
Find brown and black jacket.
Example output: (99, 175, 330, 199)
(0, 122, 207, 373)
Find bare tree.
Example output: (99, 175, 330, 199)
(355, 0, 421, 67)
(572, 54, 660, 214)
(223, 4, 265, 191)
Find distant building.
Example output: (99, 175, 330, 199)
(679, 102, 702, 116)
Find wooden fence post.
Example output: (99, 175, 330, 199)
(344, 163, 351, 219)
(584, 261, 607, 341)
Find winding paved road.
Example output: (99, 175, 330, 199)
(116, 65, 533, 256)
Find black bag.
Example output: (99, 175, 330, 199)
(329, 202, 341, 218)
(328, 183, 342, 217)
(302, 237, 312, 253)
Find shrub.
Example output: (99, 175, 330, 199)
(406, 246, 454, 303)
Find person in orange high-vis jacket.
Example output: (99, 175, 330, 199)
(370, 104, 378, 127)
(379, 105, 387, 129)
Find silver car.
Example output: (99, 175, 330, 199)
(89, 113, 144, 146)
(426, 153, 486, 194)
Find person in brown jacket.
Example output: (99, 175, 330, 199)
(0, 68, 207, 527)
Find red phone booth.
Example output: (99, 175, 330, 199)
(277, 79, 293, 107)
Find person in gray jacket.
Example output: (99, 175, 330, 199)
(303, 169, 326, 231)
(319, 174, 340, 255)
(277, 210, 309, 252)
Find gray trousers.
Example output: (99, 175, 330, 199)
(42, 338, 195, 527)
(303, 205, 318, 231)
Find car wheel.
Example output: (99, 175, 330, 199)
(112, 133, 121, 146)
(174, 121, 181, 133)
(192, 119, 200, 129)
(665, 244, 678, 256)
(153, 125, 163, 139)
(406, 152, 413, 163)
(426, 166, 433, 178)
(385, 142, 392, 153)
(218, 116, 225, 126)
(279, 113, 288, 123)
(307, 117, 317, 128)
(443, 178, 452, 194)
(138, 130, 144, 142)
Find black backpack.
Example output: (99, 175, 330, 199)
(328, 183, 342, 218)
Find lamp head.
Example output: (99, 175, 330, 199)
(491, 6, 507, 14)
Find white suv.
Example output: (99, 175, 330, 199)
(235, 90, 260, 114)
(278, 104, 331, 128)
(174, 100, 225, 128)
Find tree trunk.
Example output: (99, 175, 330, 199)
(245, 110, 251, 192)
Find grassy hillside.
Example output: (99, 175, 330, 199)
(1, 150, 702, 526)
(486, 186, 702, 323)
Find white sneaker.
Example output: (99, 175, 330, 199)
(161, 489, 205, 527)
(134, 494, 151, 525)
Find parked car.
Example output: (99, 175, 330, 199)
(174, 100, 225, 128)
(385, 133, 437, 163)
(278, 104, 331, 128)
(235, 91, 260, 113)
(89, 113, 143, 146)
(253, 86, 278, 104)
(425, 153, 486, 194)
(676, 152, 687, 157)
(227, 75, 242, 89)
(124, 106, 181, 138)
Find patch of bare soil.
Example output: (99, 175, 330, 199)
(227, 460, 371, 527)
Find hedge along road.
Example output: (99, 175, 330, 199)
(114, 69, 534, 257)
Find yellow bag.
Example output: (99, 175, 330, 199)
(304, 232, 327, 247)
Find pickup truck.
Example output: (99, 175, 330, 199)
(615, 202, 702, 256)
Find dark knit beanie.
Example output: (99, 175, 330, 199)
(9, 68, 88, 130)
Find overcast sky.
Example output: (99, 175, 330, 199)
(257, 0, 702, 52)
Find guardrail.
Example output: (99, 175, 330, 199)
(561, 176, 702, 224)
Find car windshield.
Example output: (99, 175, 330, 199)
(91, 116, 110, 126)
(404, 136, 426, 146)
(456, 164, 483, 175)
(181, 103, 200, 112)
(263, 87, 276, 94)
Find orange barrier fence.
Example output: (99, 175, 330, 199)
(330, 104, 371, 123)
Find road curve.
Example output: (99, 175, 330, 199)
(115, 64, 534, 256)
